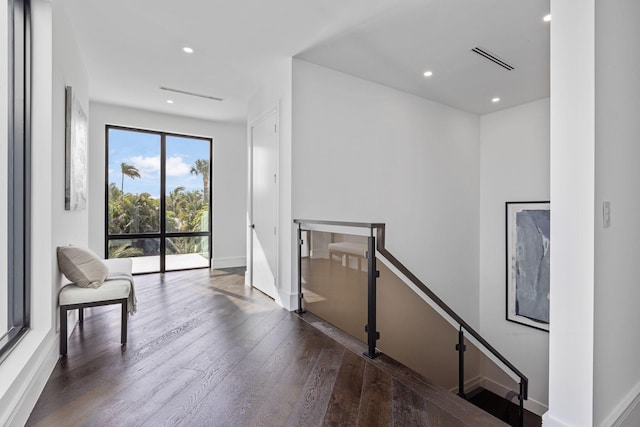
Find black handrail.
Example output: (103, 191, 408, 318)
(294, 219, 529, 425)
(381, 237, 529, 425)
(376, 233, 529, 388)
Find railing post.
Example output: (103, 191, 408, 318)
(364, 232, 380, 359)
(295, 224, 305, 314)
(456, 327, 466, 398)
(519, 380, 526, 427)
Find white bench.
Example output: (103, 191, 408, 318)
(59, 258, 133, 356)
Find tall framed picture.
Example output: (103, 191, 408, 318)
(65, 86, 88, 211)
(506, 201, 550, 331)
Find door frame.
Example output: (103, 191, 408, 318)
(247, 104, 280, 295)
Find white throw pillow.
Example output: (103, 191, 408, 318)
(57, 246, 108, 288)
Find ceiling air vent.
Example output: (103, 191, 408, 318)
(470, 47, 515, 71)
(160, 86, 223, 101)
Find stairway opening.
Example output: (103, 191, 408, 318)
(467, 388, 542, 427)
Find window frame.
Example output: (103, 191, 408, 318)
(104, 125, 212, 273)
(1, 0, 31, 362)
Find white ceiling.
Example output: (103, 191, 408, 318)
(64, 0, 549, 122)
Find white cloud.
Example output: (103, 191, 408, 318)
(126, 155, 192, 177)
(166, 156, 192, 176)
(129, 155, 160, 175)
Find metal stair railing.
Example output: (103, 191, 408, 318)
(294, 219, 529, 427)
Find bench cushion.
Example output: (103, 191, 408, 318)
(59, 279, 131, 306)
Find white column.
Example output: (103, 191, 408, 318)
(544, 0, 595, 426)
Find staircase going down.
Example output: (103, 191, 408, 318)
(294, 219, 539, 426)
(298, 311, 510, 426)
(468, 388, 542, 427)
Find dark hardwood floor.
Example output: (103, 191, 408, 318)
(27, 268, 506, 426)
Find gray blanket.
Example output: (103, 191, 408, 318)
(107, 273, 137, 314)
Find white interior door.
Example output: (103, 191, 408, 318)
(251, 110, 278, 299)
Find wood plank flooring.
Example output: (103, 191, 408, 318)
(27, 268, 506, 426)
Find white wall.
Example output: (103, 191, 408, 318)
(0, 1, 61, 425)
(87, 103, 247, 268)
(593, 1, 640, 426)
(50, 0, 91, 350)
(247, 57, 295, 309)
(52, 0, 90, 258)
(544, 0, 596, 426)
(291, 59, 481, 324)
(479, 98, 550, 414)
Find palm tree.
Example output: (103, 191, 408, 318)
(166, 186, 185, 212)
(190, 159, 209, 204)
(120, 162, 141, 193)
(108, 241, 144, 259)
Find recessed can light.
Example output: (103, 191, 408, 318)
(543, 14, 551, 22)
(423, 70, 433, 77)
(492, 97, 500, 103)
(183, 46, 194, 53)
(167, 99, 174, 104)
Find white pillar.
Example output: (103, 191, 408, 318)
(544, 0, 595, 426)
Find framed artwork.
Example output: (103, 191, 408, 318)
(65, 86, 88, 211)
(506, 201, 550, 331)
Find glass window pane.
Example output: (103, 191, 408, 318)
(165, 136, 210, 233)
(107, 129, 161, 235)
(165, 236, 209, 270)
(105, 127, 212, 273)
(108, 238, 160, 274)
(2, 0, 30, 359)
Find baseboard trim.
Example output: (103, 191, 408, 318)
(449, 375, 484, 395)
(286, 292, 299, 312)
(480, 376, 548, 416)
(542, 412, 571, 427)
(600, 380, 640, 427)
(451, 375, 548, 416)
(4, 332, 58, 427)
(212, 256, 246, 269)
(275, 291, 298, 312)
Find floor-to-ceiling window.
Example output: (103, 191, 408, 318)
(1, 0, 31, 361)
(105, 126, 212, 274)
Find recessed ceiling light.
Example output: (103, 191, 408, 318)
(423, 70, 433, 77)
(182, 46, 194, 53)
(543, 14, 551, 22)
(167, 100, 174, 104)
(492, 97, 500, 103)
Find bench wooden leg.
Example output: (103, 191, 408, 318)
(79, 307, 84, 324)
(121, 299, 127, 345)
(60, 306, 68, 356)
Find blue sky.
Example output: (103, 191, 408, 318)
(108, 128, 210, 198)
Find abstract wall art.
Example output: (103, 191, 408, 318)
(65, 86, 88, 211)
(506, 201, 550, 331)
